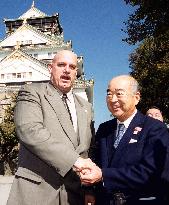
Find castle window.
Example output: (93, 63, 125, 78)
(48, 52, 52, 58)
(34, 53, 38, 58)
(1, 74, 4, 79)
(29, 72, 32, 77)
(12, 73, 16, 79)
(17, 73, 21, 78)
(22, 72, 26, 78)
(6, 73, 11, 79)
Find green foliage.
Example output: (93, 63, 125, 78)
(0, 93, 19, 175)
(123, 0, 169, 45)
(129, 32, 169, 121)
(123, 0, 169, 122)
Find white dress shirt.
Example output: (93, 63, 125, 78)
(116, 109, 137, 136)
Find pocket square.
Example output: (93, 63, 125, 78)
(129, 138, 137, 143)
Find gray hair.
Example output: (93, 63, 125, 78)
(129, 77, 141, 94)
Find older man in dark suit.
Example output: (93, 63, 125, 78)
(7, 50, 95, 205)
(81, 75, 169, 205)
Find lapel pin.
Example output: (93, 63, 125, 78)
(133, 126, 142, 135)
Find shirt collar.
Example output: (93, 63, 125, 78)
(59, 90, 73, 103)
(52, 86, 73, 98)
(50, 84, 73, 103)
(66, 90, 73, 100)
(117, 109, 137, 128)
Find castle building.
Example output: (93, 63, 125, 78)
(0, 1, 94, 122)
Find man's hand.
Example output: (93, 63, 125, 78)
(80, 165, 102, 185)
(73, 157, 102, 185)
(73, 157, 95, 173)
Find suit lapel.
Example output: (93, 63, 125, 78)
(109, 112, 145, 164)
(117, 111, 145, 151)
(107, 120, 117, 164)
(44, 83, 78, 147)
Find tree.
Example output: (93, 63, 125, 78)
(0, 93, 19, 175)
(123, 0, 169, 121)
(129, 36, 169, 121)
(123, 0, 169, 45)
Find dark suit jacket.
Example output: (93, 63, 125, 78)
(7, 82, 94, 205)
(94, 111, 169, 204)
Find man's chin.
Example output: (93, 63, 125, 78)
(59, 84, 71, 93)
(112, 109, 121, 115)
(112, 112, 123, 119)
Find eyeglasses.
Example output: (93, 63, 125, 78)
(107, 89, 130, 100)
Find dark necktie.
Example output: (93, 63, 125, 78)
(114, 123, 125, 148)
(62, 94, 73, 124)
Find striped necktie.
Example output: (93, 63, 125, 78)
(62, 94, 73, 124)
(114, 123, 125, 148)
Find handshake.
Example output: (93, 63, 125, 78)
(73, 157, 102, 185)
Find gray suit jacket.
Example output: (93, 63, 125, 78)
(7, 82, 93, 205)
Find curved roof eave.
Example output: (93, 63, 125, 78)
(0, 49, 48, 70)
(0, 23, 64, 47)
(18, 7, 47, 19)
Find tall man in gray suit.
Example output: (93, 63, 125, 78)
(7, 50, 95, 205)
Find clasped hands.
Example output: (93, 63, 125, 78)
(73, 157, 102, 185)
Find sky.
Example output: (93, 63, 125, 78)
(0, 0, 136, 129)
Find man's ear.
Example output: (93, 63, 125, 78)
(135, 91, 141, 105)
(48, 64, 52, 73)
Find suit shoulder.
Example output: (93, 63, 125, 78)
(99, 118, 116, 128)
(96, 119, 116, 137)
(20, 82, 47, 92)
(143, 116, 169, 144)
(145, 115, 167, 128)
(74, 93, 92, 108)
(135, 111, 166, 130)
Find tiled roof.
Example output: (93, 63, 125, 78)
(0, 23, 65, 47)
(1, 49, 48, 70)
(18, 3, 47, 19)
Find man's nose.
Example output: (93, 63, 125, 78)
(64, 65, 71, 73)
(111, 94, 118, 102)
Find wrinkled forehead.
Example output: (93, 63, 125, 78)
(108, 77, 132, 91)
(53, 51, 77, 63)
